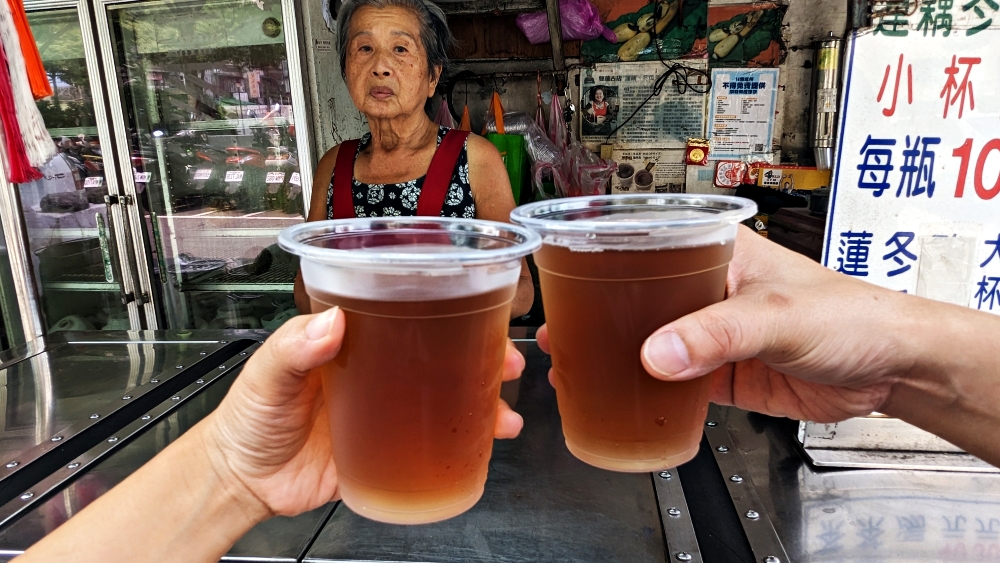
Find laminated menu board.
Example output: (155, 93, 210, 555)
(580, 61, 708, 149)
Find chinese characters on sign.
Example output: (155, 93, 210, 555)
(580, 62, 708, 149)
(707, 69, 779, 158)
(826, 23, 1000, 314)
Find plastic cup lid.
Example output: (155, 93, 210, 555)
(278, 217, 541, 268)
(510, 194, 758, 236)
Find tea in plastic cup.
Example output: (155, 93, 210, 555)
(511, 195, 757, 472)
(279, 218, 540, 523)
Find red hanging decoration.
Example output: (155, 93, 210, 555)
(0, 40, 41, 183)
(7, 0, 51, 99)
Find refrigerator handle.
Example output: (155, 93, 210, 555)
(104, 195, 144, 308)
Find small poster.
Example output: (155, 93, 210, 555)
(224, 170, 244, 183)
(580, 61, 708, 149)
(290, 172, 301, 186)
(707, 68, 779, 157)
(265, 171, 286, 184)
(83, 176, 103, 188)
(134, 172, 152, 183)
(610, 149, 687, 193)
(193, 169, 212, 180)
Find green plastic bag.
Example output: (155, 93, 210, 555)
(487, 132, 528, 204)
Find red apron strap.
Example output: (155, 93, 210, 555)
(417, 130, 470, 217)
(332, 139, 360, 219)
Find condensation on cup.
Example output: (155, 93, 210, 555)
(279, 218, 540, 524)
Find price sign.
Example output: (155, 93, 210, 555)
(827, 24, 1000, 313)
(83, 176, 103, 188)
(290, 172, 301, 186)
(265, 171, 286, 184)
(225, 170, 244, 183)
(193, 169, 212, 180)
(134, 172, 152, 183)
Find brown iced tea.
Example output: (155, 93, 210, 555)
(310, 285, 515, 524)
(535, 241, 733, 471)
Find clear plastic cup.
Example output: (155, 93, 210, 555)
(511, 195, 757, 472)
(279, 218, 540, 524)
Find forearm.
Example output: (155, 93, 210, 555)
(17, 419, 269, 562)
(882, 295, 1000, 465)
(510, 275, 534, 319)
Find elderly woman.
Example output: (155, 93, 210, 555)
(294, 0, 534, 317)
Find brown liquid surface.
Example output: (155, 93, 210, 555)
(535, 241, 733, 471)
(310, 285, 515, 523)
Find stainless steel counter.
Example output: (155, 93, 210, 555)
(3, 329, 995, 562)
(704, 404, 1000, 562)
(0, 330, 701, 562)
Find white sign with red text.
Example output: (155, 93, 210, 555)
(826, 27, 1000, 314)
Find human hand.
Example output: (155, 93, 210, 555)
(537, 226, 907, 424)
(636, 226, 912, 423)
(201, 307, 525, 518)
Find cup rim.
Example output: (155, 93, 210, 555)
(278, 217, 541, 267)
(510, 194, 758, 236)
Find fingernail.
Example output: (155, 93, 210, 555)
(643, 331, 691, 378)
(306, 307, 339, 340)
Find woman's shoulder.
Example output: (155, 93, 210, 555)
(463, 132, 502, 167)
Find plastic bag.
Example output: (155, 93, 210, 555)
(532, 134, 616, 200)
(549, 91, 568, 151)
(515, 0, 616, 45)
(459, 105, 471, 131)
(433, 97, 456, 129)
(485, 112, 560, 165)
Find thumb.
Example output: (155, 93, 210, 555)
(245, 307, 346, 384)
(641, 296, 770, 381)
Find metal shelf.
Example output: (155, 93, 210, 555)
(180, 261, 295, 293)
(42, 272, 117, 292)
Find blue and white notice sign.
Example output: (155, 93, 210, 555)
(707, 68, 779, 158)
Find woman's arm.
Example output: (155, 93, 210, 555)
(294, 146, 342, 314)
(466, 135, 535, 319)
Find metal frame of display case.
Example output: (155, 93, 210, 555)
(0, 153, 44, 343)
(92, 0, 314, 329)
(14, 0, 147, 332)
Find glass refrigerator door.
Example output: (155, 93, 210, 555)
(0, 225, 24, 352)
(98, 0, 310, 330)
(16, 3, 141, 333)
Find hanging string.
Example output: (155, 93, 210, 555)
(7, 0, 51, 99)
(0, 40, 41, 182)
(0, 0, 54, 168)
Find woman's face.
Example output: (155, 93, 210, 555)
(594, 89, 605, 103)
(345, 6, 439, 121)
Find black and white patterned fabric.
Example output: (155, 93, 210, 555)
(327, 126, 475, 219)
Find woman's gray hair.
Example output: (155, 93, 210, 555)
(336, 0, 454, 82)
